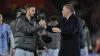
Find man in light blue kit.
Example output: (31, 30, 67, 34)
(0, 13, 14, 56)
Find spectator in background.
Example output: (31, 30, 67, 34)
(0, 13, 14, 56)
(10, 8, 26, 37)
(44, 16, 61, 56)
(96, 37, 100, 56)
(80, 19, 92, 56)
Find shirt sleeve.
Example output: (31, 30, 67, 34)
(7, 25, 15, 48)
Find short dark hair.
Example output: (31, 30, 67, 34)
(64, 4, 75, 13)
(49, 16, 59, 21)
(25, 4, 35, 9)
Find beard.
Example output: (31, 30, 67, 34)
(30, 13, 35, 17)
(29, 14, 33, 17)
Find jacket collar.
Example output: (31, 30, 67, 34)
(22, 15, 34, 26)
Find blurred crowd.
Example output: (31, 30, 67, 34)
(0, 4, 100, 56)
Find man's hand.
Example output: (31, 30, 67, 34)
(10, 48, 14, 56)
(39, 19, 46, 28)
(52, 28, 61, 32)
(43, 46, 47, 52)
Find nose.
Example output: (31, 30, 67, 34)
(62, 11, 64, 13)
(33, 11, 35, 14)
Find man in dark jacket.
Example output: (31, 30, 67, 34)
(52, 4, 81, 56)
(14, 4, 47, 56)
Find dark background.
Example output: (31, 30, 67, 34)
(0, 0, 100, 48)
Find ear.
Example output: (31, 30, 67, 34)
(26, 8, 29, 12)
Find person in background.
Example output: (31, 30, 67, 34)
(10, 9, 26, 56)
(0, 13, 14, 56)
(96, 37, 100, 56)
(45, 16, 61, 56)
(14, 4, 47, 56)
(80, 19, 92, 56)
(10, 9, 26, 37)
